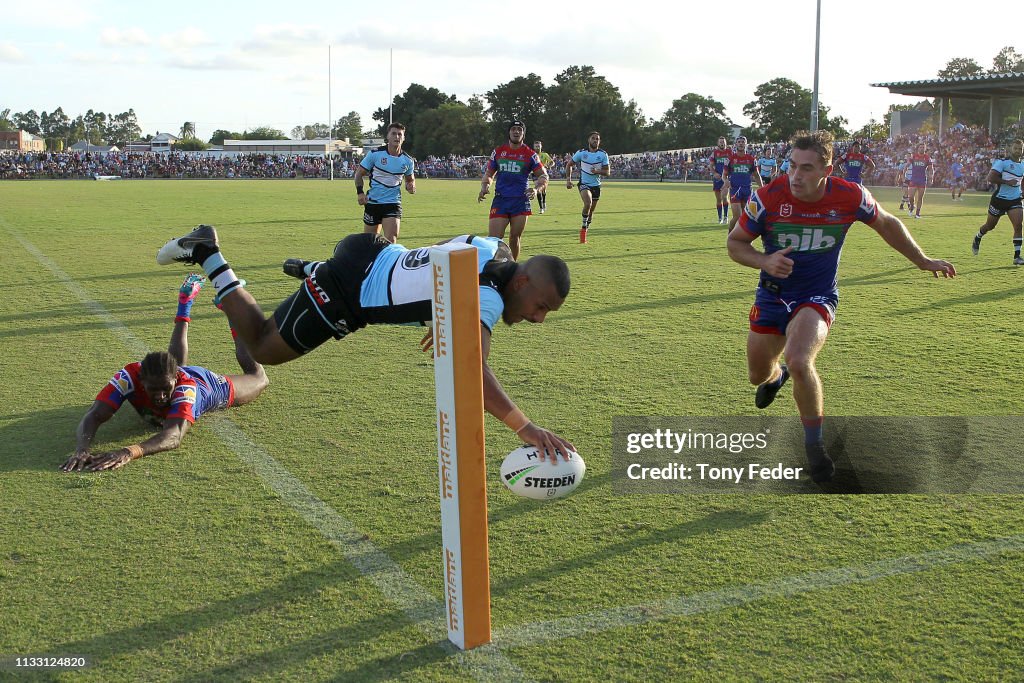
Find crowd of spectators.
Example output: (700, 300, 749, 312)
(0, 151, 357, 180)
(837, 126, 996, 189)
(416, 154, 484, 178)
(0, 125, 1012, 191)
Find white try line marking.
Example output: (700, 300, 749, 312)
(10, 230, 529, 683)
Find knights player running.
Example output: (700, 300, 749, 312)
(722, 135, 764, 231)
(835, 141, 875, 185)
(727, 130, 954, 483)
(479, 121, 547, 260)
(710, 136, 732, 224)
(907, 143, 934, 218)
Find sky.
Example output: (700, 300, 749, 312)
(2, 0, 1022, 145)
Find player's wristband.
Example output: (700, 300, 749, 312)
(502, 408, 530, 433)
(356, 187, 364, 195)
(126, 445, 144, 461)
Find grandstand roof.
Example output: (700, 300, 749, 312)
(871, 72, 1024, 100)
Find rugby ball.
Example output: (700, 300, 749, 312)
(500, 445, 585, 500)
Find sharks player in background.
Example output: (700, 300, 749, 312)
(972, 139, 1024, 264)
(566, 131, 610, 243)
(354, 121, 416, 243)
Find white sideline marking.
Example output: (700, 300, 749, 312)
(494, 534, 1024, 648)
(11, 230, 528, 683)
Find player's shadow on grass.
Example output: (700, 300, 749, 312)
(895, 283, 1024, 315)
(490, 508, 768, 598)
(840, 267, 922, 287)
(555, 289, 751, 322)
(68, 261, 309, 286)
(46, 561, 432, 680)
(564, 245, 722, 264)
(181, 630, 455, 683)
(375, 472, 614, 563)
(0, 300, 157, 325)
(0, 406, 155, 473)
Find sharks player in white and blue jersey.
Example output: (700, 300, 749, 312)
(156, 224, 576, 460)
(566, 131, 610, 243)
(354, 122, 416, 244)
(973, 139, 1024, 264)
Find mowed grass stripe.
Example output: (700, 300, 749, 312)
(494, 533, 1024, 648)
(6, 225, 530, 683)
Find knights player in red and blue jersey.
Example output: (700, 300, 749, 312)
(61, 274, 269, 472)
(835, 140, 875, 185)
(727, 131, 955, 483)
(907, 143, 934, 219)
(478, 120, 548, 260)
(710, 136, 732, 224)
(723, 136, 763, 231)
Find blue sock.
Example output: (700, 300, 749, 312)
(176, 299, 194, 321)
(801, 417, 824, 445)
(717, 204, 722, 220)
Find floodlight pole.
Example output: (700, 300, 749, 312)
(810, 0, 821, 132)
(328, 44, 334, 181)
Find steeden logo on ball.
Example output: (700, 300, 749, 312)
(500, 445, 586, 500)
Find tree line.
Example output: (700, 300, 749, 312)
(5, 49, 1022, 156)
(365, 66, 849, 157)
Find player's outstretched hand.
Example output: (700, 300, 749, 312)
(87, 448, 134, 471)
(60, 448, 95, 472)
(477, 186, 489, 202)
(762, 246, 796, 278)
(921, 258, 956, 278)
(518, 423, 576, 462)
(357, 194, 368, 206)
(526, 187, 536, 200)
(419, 328, 434, 353)
(565, 180, 572, 189)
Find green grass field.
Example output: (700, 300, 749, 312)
(1, 179, 1022, 681)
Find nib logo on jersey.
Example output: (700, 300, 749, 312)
(772, 223, 846, 253)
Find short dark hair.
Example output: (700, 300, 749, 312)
(588, 131, 601, 138)
(527, 255, 571, 298)
(387, 122, 406, 133)
(789, 130, 834, 165)
(140, 351, 178, 381)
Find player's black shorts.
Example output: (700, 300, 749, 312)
(760, 174, 773, 185)
(578, 183, 601, 200)
(273, 233, 389, 354)
(988, 195, 1024, 217)
(363, 202, 402, 226)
